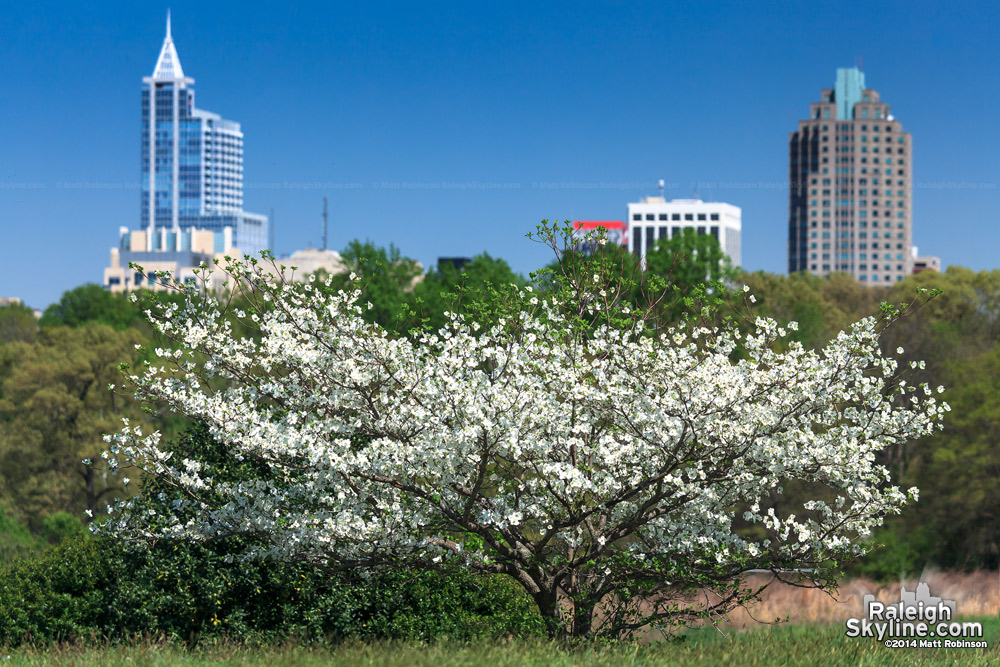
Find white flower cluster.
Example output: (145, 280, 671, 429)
(99, 265, 947, 583)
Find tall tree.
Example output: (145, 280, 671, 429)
(100, 226, 946, 638)
(412, 254, 527, 331)
(0, 302, 39, 345)
(39, 284, 145, 330)
(644, 228, 734, 291)
(314, 241, 423, 332)
(0, 324, 146, 528)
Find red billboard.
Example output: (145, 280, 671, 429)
(572, 221, 628, 246)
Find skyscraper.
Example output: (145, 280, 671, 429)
(788, 68, 912, 284)
(141, 12, 267, 255)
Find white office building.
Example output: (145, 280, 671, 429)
(627, 197, 741, 267)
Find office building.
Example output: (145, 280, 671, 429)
(627, 198, 741, 267)
(788, 68, 912, 284)
(104, 226, 240, 293)
(572, 221, 628, 254)
(911, 247, 941, 274)
(104, 227, 346, 293)
(141, 13, 267, 255)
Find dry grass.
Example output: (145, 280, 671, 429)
(719, 569, 1000, 629)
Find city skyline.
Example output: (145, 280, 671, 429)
(2, 1, 999, 308)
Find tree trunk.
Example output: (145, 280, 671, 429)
(533, 587, 564, 638)
(571, 600, 595, 638)
(84, 465, 97, 522)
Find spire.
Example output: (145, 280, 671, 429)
(151, 10, 186, 81)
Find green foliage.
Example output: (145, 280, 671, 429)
(0, 506, 45, 563)
(316, 241, 424, 332)
(7, 237, 1000, 626)
(0, 533, 542, 647)
(0, 302, 39, 345)
(869, 344, 1000, 573)
(411, 254, 527, 332)
(534, 223, 741, 333)
(736, 271, 884, 349)
(645, 227, 735, 289)
(0, 324, 147, 528)
(39, 285, 147, 331)
(41, 512, 85, 546)
(0, 420, 541, 647)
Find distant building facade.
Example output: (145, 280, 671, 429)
(788, 68, 912, 284)
(572, 221, 628, 254)
(104, 226, 239, 293)
(627, 197, 741, 266)
(912, 248, 941, 274)
(104, 228, 347, 293)
(141, 13, 267, 255)
(260, 248, 346, 282)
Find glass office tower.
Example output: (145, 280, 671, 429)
(140, 13, 268, 255)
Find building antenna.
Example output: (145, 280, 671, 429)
(269, 207, 275, 251)
(658, 178, 665, 198)
(322, 197, 328, 251)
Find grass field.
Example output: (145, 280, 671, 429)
(3, 618, 997, 667)
(4, 572, 997, 665)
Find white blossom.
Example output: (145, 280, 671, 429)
(97, 258, 947, 637)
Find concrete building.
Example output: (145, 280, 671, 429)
(104, 226, 240, 293)
(104, 227, 348, 293)
(627, 197, 741, 267)
(141, 12, 268, 255)
(788, 68, 912, 284)
(572, 221, 628, 254)
(912, 247, 941, 274)
(259, 248, 346, 282)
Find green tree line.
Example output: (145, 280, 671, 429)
(1, 231, 997, 629)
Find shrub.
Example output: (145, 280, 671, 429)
(0, 534, 542, 647)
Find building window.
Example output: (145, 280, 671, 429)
(632, 213, 641, 221)
(658, 213, 668, 221)
(645, 214, 654, 221)
(672, 213, 681, 221)
(684, 213, 693, 221)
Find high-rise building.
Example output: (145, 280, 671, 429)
(788, 68, 912, 284)
(141, 12, 267, 255)
(627, 197, 741, 267)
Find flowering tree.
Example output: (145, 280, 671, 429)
(100, 227, 948, 638)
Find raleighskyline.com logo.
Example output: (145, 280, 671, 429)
(845, 582, 987, 648)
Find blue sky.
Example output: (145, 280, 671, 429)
(2, 1, 998, 309)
